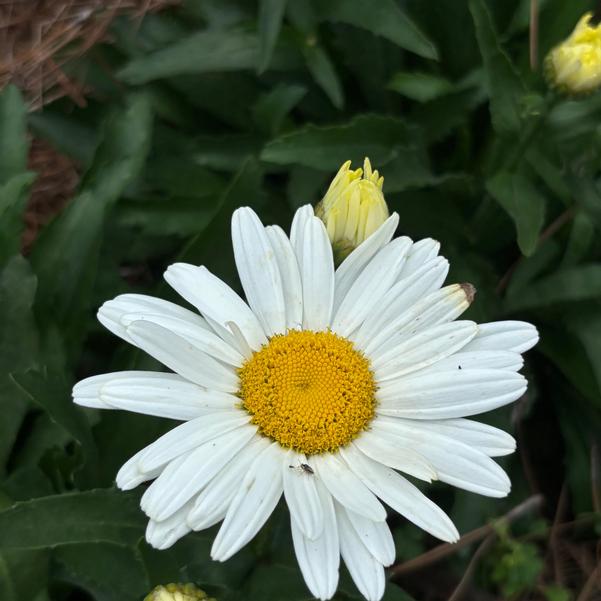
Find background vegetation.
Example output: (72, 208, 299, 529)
(0, 0, 600, 599)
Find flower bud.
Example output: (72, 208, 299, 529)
(316, 158, 389, 262)
(144, 583, 215, 601)
(545, 13, 601, 95)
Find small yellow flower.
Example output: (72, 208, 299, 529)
(144, 583, 215, 601)
(316, 158, 390, 263)
(545, 13, 601, 95)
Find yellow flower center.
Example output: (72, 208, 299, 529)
(239, 330, 376, 455)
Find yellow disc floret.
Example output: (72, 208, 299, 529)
(239, 330, 376, 455)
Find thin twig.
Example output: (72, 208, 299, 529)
(575, 558, 600, 601)
(530, 0, 539, 70)
(390, 494, 544, 578)
(549, 483, 569, 587)
(447, 533, 497, 601)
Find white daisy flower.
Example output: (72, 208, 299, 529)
(73, 205, 537, 601)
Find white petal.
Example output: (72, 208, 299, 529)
(119, 311, 243, 366)
(336, 503, 386, 601)
(462, 321, 539, 353)
(283, 451, 323, 539)
(403, 418, 516, 457)
(99, 375, 237, 420)
(417, 350, 523, 374)
(340, 444, 459, 542)
(353, 257, 449, 350)
(372, 417, 511, 497)
(354, 431, 436, 482)
(126, 320, 238, 392)
(291, 479, 339, 601)
(311, 453, 386, 522)
(211, 442, 284, 561)
(345, 508, 395, 566)
(400, 238, 440, 279)
(116, 446, 162, 491)
(146, 500, 193, 550)
(372, 321, 478, 379)
(72, 370, 155, 409)
(142, 423, 256, 521)
(331, 237, 412, 337)
(140, 451, 190, 513)
(334, 213, 399, 311)
(364, 283, 473, 357)
(301, 217, 335, 331)
(138, 412, 251, 473)
(290, 204, 314, 262)
(224, 320, 253, 360)
(97, 293, 211, 342)
(266, 225, 303, 330)
(74, 371, 197, 411)
(188, 436, 271, 531)
(232, 208, 287, 336)
(164, 263, 267, 351)
(377, 369, 527, 418)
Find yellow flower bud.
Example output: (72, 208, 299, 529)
(316, 158, 390, 262)
(545, 13, 601, 95)
(144, 583, 215, 601)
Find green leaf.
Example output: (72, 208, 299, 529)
(28, 111, 97, 167)
(258, 0, 288, 73)
(252, 84, 307, 135)
(178, 158, 265, 281)
(30, 192, 103, 341)
(0, 86, 28, 182)
(506, 240, 560, 298)
(0, 257, 38, 475)
(0, 549, 48, 601)
(543, 585, 572, 601)
(469, 0, 524, 134)
(0, 490, 146, 549)
(315, 0, 438, 60)
(388, 72, 453, 103)
(562, 310, 601, 408)
(0, 86, 34, 262)
(505, 264, 601, 311)
(119, 30, 300, 84)
(562, 211, 595, 267)
(486, 170, 546, 256)
(0, 172, 36, 263)
(261, 115, 419, 170)
(30, 95, 152, 345)
(244, 563, 309, 600)
(53, 543, 149, 601)
(78, 95, 153, 208)
(10, 370, 96, 471)
(191, 134, 263, 171)
(303, 43, 344, 109)
(538, 323, 601, 404)
(572, 176, 601, 229)
(490, 538, 543, 597)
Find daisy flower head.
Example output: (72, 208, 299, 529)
(73, 159, 538, 601)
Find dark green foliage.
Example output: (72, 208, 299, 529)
(1, 1, 600, 600)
